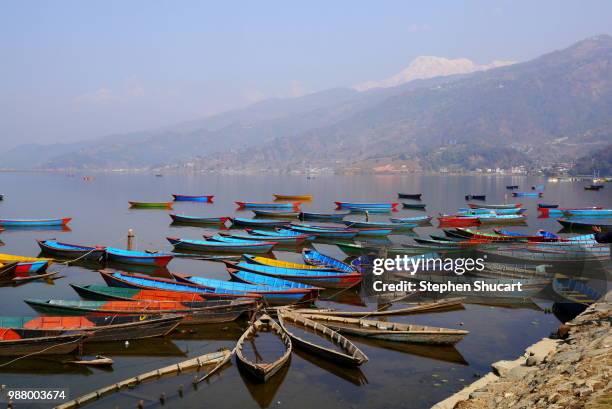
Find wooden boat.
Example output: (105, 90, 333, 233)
(0, 218, 71, 227)
(476, 214, 527, 225)
(99, 270, 261, 300)
(0, 315, 182, 342)
(235, 314, 292, 382)
(506, 185, 519, 189)
(252, 210, 300, 218)
(217, 231, 308, 245)
(70, 284, 256, 323)
(227, 269, 319, 290)
(226, 261, 362, 289)
(0, 330, 84, 356)
(334, 202, 399, 210)
(105, 247, 173, 266)
(402, 203, 427, 210)
(231, 217, 292, 228)
(0, 262, 18, 280)
(236, 201, 300, 210)
(437, 216, 480, 227)
(55, 350, 231, 408)
(298, 314, 468, 345)
(273, 194, 313, 201)
(398, 193, 422, 200)
(128, 201, 173, 209)
(243, 254, 340, 271)
(465, 194, 486, 201)
(168, 237, 276, 253)
(584, 185, 604, 191)
(169, 214, 231, 225)
(552, 277, 602, 316)
(390, 216, 432, 225)
(562, 209, 612, 218)
(302, 249, 355, 273)
(172, 194, 214, 202)
(277, 310, 367, 366)
(288, 224, 359, 239)
(37, 240, 106, 261)
(11, 260, 48, 274)
(558, 219, 612, 232)
(291, 298, 465, 317)
(512, 192, 542, 197)
(298, 211, 349, 221)
(343, 220, 416, 229)
(538, 203, 558, 209)
(468, 203, 521, 209)
(67, 355, 114, 366)
(171, 273, 319, 305)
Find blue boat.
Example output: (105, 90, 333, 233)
(167, 237, 275, 253)
(105, 247, 173, 266)
(231, 217, 292, 228)
(37, 240, 106, 261)
(512, 192, 542, 197)
(334, 202, 399, 210)
(458, 208, 524, 215)
(302, 249, 355, 273)
(228, 269, 320, 290)
(537, 203, 558, 209)
(0, 218, 72, 227)
(390, 216, 432, 225)
(171, 273, 318, 304)
(562, 209, 612, 218)
(218, 232, 309, 245)
(250, 228, 315, 239)
(348, 208, 393, 214)
(225, 261, 362, 289)
(236, 201, 300, 210)
(299, 212, 349, 221)
(355, 228, 393, 236)
(170, 214, 230, 225)
(552, 277, 602, 316)
(288, 224, 358, 239)
(172, 194, 215, 202)
(343, 220, 417, 229)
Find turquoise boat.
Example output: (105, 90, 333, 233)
(167, 237, 275, 253)
(231, 217, 292, 228)
(335, 202, 399, 210)
(228, 269, 319, 290)
(562, 209, 612, 218)
(0, 218, 71, 227)
(512, 192, 542, 197)
(217, 232, 309, 245)
(105, 247, 173, 266)
(288, 224, 358, 239)
(390, 216, 432, 225)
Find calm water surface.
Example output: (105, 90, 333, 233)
(0, 172, 610, 409)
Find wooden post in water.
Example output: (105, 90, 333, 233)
(127, 229, 135, 250)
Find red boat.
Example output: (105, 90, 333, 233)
(437, 216, 480, 227)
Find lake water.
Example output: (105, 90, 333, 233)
(0, 172, 609, 409)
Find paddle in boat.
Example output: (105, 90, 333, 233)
(169, 214, 231, 225)
(273, 194, 313, 201)
(172, 194, 214, 202)
(225, 261, 363, 289)
(236, 201, 301, 210)
(170, 272, 319, 305)
(0, 329, 85, 356)
(277, 309, 368, 366)
(0, 218, 71, 227)
(105, 247, 173, 266)
(298, 314, 468, 345)
(37, 240, 106, 261)
(0, 315, 182, 342)
(168, 237, 276, 254)
(128, 201, 173, 209)
(235, 314, 292, 382)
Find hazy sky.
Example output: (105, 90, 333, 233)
(1, 0, 611, 150)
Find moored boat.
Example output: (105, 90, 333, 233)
(298, 211, 349, 221)
(506, 185, 519, 189)
(235, 314, 292, 382)
(343, 220, 417, 229)
(0, 330, 85, 356)
(402, 203, 427, 210)
(170, 214, 231, 225)
(465, 194, 486, 201)
(0, 218, 71, 227)
(252, 210, 300, 218)
(552, 277, 602, 316)
(557, 219, 612, 232)
(538, 203, 558, 209)
(0, 262, 19, 280)
(476, 214, 527, 225)
(468, 203, 522, 210)
(512, 192, 542, 197)
(129, 201, 173, 209)
(584, 185, 604, 191)
(227, 269, 321, 291)
(562, 209, 612, 218)
(172, 194, 214, 202)
(231, 217, 292, 228)
(105, 247, 173, 266)
(335, 202, 399, 210)
(390, 216, 432, 225)
(398, 193, 422, 200)
(273, 194, 313, 201)
(243, 254, 344, 271)
(288, 224, 359, 239)
(302, 249, 355, 273)
(0, 315, 182, 342)
(236, 201, 300, 210)
(437, 216, 480, 227)
(168, 237, 276, 253)
(37, 240, 106, 261)
(277, 310, 367, 366)
(298, 314, 468, 345)
(217, 231, 308, 246)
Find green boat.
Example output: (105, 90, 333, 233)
(129, 201, 173, 209)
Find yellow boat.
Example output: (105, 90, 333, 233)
(244, 255, 324, 270)
(0, 253, 52, 263)
(273, 194, 313, 201)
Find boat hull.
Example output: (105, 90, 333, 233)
(0, 218, 71, 227)
(172, 195, 214, 202)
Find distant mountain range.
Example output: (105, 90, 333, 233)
(2, 35, 612, 173)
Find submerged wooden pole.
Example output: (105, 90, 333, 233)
(127, 229, 135, 250)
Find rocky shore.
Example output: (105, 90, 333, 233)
(433, 291, 611, 409)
